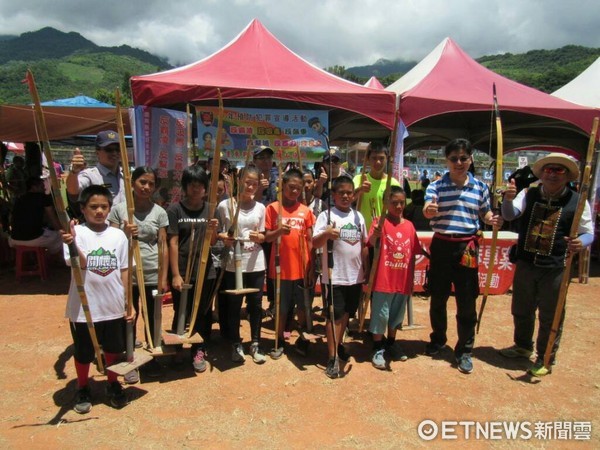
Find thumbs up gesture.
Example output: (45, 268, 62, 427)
(424, 195, 439, 217)
(504, 178, 517, 202)
(70, 147, 85, 174)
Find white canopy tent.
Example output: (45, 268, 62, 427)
(552, 57, 600, 108)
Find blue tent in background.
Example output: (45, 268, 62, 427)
(40, 95, 113, 108)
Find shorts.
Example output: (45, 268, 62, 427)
(325, 284, 362, 321)
(278, 279, 304, 318)
(368, 292, 409, 335)
(70, 318, 125, 364)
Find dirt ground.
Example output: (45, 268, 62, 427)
(0, 258, 599, 449)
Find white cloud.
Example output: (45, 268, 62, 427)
(0, 0, 598, 68)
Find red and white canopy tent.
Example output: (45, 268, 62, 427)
(130, 19, 397, 142)
(364, 76, 385, 90)
(386, 38, 598, 159)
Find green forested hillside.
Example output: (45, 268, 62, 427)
(0, 27, 171, 106)
(1, 26, 599, 106)
(478, 45, 599, 92)
(340, 45, 600, 93)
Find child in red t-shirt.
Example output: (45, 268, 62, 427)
(265, 168, 315, 356)
(368, 185, 422, 370)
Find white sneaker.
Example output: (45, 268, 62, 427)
(249, 343, 267, 364)
(123, 369, 139, 384)
(232, 343, 245, 363)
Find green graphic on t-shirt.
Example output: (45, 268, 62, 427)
(339, 223, 360, 246)
(86, 247, 118, 277)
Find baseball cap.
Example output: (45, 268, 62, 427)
(95, 130, 120, 148)
(323, 147, 344, 162)
(253, 145, 274, 157)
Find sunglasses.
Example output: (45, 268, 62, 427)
(447, 156, 471, 164)
(542, 166, 567, 175)
(254, 155, 272, 161)
(102, 146, 120, 153)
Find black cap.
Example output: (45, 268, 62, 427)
(95, 130, 120, 148)
(322, 147, 344, 162)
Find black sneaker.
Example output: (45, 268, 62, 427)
(106, 381, 128, 408)
(337, 344, 350, 363)
(294, 337, 309, 357)
(325, 358, 340, 379)
(425, 342, 444, 356)
(456, 354, 474, 374)
(74, 386, 92, 414)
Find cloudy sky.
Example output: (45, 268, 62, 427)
(1, 0, 599, 68)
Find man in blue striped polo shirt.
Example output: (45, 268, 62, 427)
(422, 138, 503, 374)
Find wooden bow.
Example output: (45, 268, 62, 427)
(477, 83, 503, 333)
(25, 70, 105, 372)
(358, 110, 400, 332)
(543, 116, 599, 369)
(187, 90, 224, 338)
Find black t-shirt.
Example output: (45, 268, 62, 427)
(166, 201, 216, 281)
(11, 192, 53, 240)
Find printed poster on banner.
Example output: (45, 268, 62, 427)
(132, 106, 188, 206)
(196, 107, 329, 162)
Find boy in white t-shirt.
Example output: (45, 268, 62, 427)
(62, 185, 130, 414)
(313, 175, 368, 379)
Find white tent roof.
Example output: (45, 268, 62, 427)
(552, 57, 600, 108)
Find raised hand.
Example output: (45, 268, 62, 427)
(504, 178, 517, 202)
(70, 147, 85, 174)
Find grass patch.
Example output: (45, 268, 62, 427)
(57, 62, 104, 83)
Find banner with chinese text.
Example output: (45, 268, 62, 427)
(195, 106, 328, 163)
(413, 231, 518, 295)
(132, 106, 188, 205)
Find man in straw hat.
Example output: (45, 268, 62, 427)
(498, 152, 594, 377)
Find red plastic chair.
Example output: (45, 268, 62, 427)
(15, 246, 48, 281)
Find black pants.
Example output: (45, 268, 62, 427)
(171, 277, 216, 344)
(511, 260, 565, 364)
(132, 284, 157, 344)
(428, 237, 479, 356)
(219, 271, 265, 344)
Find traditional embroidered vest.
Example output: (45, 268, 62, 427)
(516, 186, 578, 268)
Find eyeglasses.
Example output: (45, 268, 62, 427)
(447, 156, 471, 164)
(542, 166, 567, 175)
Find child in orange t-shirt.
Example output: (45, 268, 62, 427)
(265, 168, 315, 355)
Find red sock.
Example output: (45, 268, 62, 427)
(74, 360, 90, 388)
(104, 353, 120, 383)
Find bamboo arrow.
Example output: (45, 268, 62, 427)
(25, 70, 105, 372)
